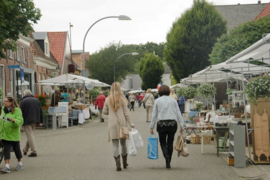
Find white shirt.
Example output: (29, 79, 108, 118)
(150, 96, 184, 130)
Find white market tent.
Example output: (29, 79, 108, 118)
(181, 62, 270, 85)
(179, 33, 270, 163)
(170, 83, 188, 89)
(226, 33, 270, 64)
(128, 90, 144, 94)
(39, 74, 110, 87)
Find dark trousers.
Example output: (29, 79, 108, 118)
(180, 104, 185, 114)
(2, 140, 22, 160)
(157, 120, 177, 159)
(130, 102, 135, 110)
(138, 100, 142, 107)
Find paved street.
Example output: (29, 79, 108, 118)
(1, 104, 269, 180)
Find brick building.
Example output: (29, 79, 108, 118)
(0, 33, 60, 102)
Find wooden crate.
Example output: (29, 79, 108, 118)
(227, 156, 234, 166)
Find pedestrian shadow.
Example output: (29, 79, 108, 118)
(148, 166, 189, 171)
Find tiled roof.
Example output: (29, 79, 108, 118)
(29, 32, 58, 64)
(47, 32, 67, 66)
(214, 3, 267, 30)
(255, 3, 270, 20)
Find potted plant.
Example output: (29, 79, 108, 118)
(244, 76, 270, 106)
(197, 84, 216, 98)
(196, 102, 203, 112)
(89, 88, 100, 104)
(176, 87, 187, 97)
(103, 89, 110, 97)
(185, 86, 197, 99)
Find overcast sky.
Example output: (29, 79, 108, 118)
(32, 0, 269, 54)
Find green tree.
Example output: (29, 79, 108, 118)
(86, 42, 139, 84)
(121, 42, 165, 74)
(164, 0, 226, 82)
(140, 53, 164, 90)
(0, 0, 41, 58)
(209, 16, 270, 64)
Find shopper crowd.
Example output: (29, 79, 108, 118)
(0, 84, 185, 173)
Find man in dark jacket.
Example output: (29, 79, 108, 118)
(20, 89, 43, 157)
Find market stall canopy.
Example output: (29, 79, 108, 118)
(180, 62, 254, 85)
(128, 90, 144, 94)
(151, 89, 158, 93)
(121, 88, 128, 92)
(170, 83, 188, 89)
(225, 33, 270, 64)
(39, 74, 110, 87)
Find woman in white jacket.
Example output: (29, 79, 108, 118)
(142, 89, 155, 122)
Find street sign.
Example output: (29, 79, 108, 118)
(20, 68, 24, 83)
(51, 72, 59, 77)
(8, 65, 20, 69)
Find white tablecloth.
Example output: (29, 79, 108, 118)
(185, 99, 195, 113)
(79, 112, 85, 124)
(83, 108, 90, 119)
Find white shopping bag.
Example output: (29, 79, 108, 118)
(128, 129, 144, 156)
(129, 131, 137, 156)
(130, 129, 144, 148)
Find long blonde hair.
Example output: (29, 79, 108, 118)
(109, 82, 127, 112)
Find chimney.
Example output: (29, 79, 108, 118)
(258, 1, 261, 4)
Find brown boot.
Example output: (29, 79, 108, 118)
(122, 154, 129, 169)
(114, 155, 121, 171)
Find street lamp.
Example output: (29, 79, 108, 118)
(114, 52, 139, 82)
(82, 15, 131, 104)
(82, 15, 131, 77)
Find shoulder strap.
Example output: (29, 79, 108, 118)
(145, 94, 150, 102)
(115, 107, 124, 127)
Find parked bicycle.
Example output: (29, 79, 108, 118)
(0, 116, 11, 164)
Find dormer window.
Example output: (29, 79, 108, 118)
(44, 38, 50, 57)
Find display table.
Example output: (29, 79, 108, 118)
(213, 115, 234, 124)
(185, 123, 211, 135)
(213, 126, 229, 157)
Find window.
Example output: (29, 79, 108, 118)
(39, 73, 41, 93)
(21, 46, 26, 63)
(0, 65, 5, 100)
(16, 48, 19, 61)
(8, 49, 13, 59)
(9, 69, 13, 95)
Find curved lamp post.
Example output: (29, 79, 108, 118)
(114, 52, 139, 82)
(82, 15, 131, 104)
